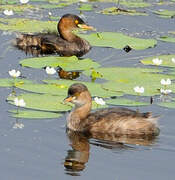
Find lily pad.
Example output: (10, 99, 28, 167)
(0, 4, 35, 13)
(20, 56, 100, 71)
(100, 7, 148, 16)
(77, 4, 93, 11)
(43, 79, 123, 97)
(140, 54, 175, 68)
(159, 100, 175, 109)
(154, 10, 175, 18)
(83, 67, 175, 96)
(106, 98, 149, 106)
(7, 93, 72, 112)
(16, 83, 67, 96)
(9, 109, 62, 119)
(158, 36, 175, 43)
(0, 18, 57, 33)
(0, 78, 33, 87)
(78, 32, 157, 50)
(120, 1, 151, 8)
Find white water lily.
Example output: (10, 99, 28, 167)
(14, 98, 26, 107)
(20, 0, 29, 4)
(3, 10, 14, 16)
(152, 58, 162, 66)
(48, 12, 52, 16)
(13, 122, 24, 129)
(160, 78, 171, 86)
(94, 97, 106, 105)
(160, 88, 172, 95)
(172, 58, 175, 63)
(45, 67, 56, 75)
(79, 0, 88, 2)
(134, 86, 144, 94)
(9, 69, 21, 78)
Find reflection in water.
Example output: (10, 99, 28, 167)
(64, 129, 157, 175)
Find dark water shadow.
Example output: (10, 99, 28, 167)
(64, 129, 157, 176)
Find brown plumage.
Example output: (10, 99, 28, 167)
(14, 14, 94, 57)
(64, 83, 160, 138)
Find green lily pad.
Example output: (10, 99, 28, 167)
(154, 10, 175, 18)
(43, 79, 123, 97)
(83, 67, 175, 96)
(0, 4, 35, 12)
(0, 0, 18, 4)
(120, 1, 151, 8)
(158, 36, 175, 43)
(106, 98, 149, 106)
(0, 78, 33, 87)
(0, 18, 57, 33)
(77, 4, 93, 11)
(159, 100, 175, 109)
(100, 7, 148, 16)
(16, 83, 67, 96)
(7, 93, 72, 112)
(9, 109, 62, 119)
(39, 2, 71, 9)
(140, 54, 175, 68)
(78, 32, 157, 50)
(20, 56, 100, 71)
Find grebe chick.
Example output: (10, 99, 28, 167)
(64, 83, 160, 137)
(15, 14, 94, 57)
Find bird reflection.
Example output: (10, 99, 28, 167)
(64, 129, 157, 175)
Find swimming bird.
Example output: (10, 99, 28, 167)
(64, 83, 160, 138)
(15, 14, 94, 57)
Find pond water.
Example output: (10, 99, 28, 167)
(0, 0, 175, 179)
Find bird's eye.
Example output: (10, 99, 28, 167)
(75, 20, 79, 24)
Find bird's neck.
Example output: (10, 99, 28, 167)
(67, 101, 92, 131)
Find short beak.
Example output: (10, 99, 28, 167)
(64, 96, 73, 103)
(78, 24, 96, 31)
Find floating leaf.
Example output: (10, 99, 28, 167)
(7, 93, 72, 112)
(83, 67, 175, 96)
(0, 4, 35, 12)
(77, 4, 93, 11)
(158, 36, 175, 43)
(20, 56, 100, 71)
(154, 10, 175, 18)
(0, 78, 32, 87)
(140, 54, 175, 68)
(159, 100, 175, 109)
(78, 32, 157, 50)
(9, 109, 62, 119)
(16, 83, 67, 96)
(100, 7, 148, 16)
(0, 18, 57, 33)
(106, 98, 149, 106)
(120, 1, 151, 8)
(43, 79, 123, 97)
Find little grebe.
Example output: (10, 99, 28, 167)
(15, 14, 94, 57)
(64, 83, 160, 137)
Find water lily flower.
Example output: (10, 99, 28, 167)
(160, 78, 171, 86)
(48, 12, 52, 16)
(14, 98, 26, 107)
(152, 58, 162, 66)
(94, 97, 106, 105)
(79, 0, 88, 2)
(160, 88, 172, 95)
(3, 10, 14, 16)
(20, 0, 29, 4)
(45, 67, 56, 75)
(134, 86, 144, 94)
(13, 122, 24, 129)
(172, 58, 175, 63)
(9, 69, 21, 78)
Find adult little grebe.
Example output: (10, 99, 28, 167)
(64, 83, 160, 137)
(15, 14, 94, 57)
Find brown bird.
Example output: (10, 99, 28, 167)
(15, 14, 94, 57)
(64, 83, 160, 138)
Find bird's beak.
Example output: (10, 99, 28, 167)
(64, 96, 73, 103)
(78, 24, 96, 31)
